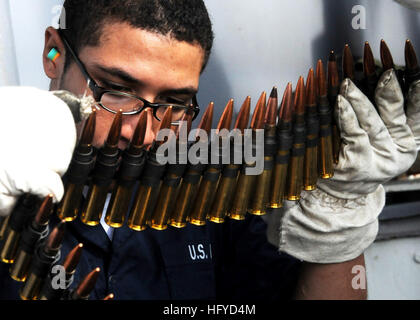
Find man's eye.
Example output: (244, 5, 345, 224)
(101, 81, 132, 93)
(165, 97, 189, 105)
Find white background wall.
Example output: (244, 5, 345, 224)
(7, 0, 420, 118)
(2, 0, 420, 299)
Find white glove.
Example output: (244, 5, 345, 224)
(275, 69, 418, 263)
(394, 0, 420, 11)
(406, 79, 420, 149)
(0, 86, 78, 217)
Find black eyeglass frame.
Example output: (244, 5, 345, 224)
(57, 30, 200, 122)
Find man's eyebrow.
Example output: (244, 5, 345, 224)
(93, 64, 141, 84)
(91, 64, 198, 95)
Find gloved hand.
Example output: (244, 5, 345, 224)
(394, 0, 420, 11)
(406, 79, 420, 149)
(0, 86, 85, 217)
(274, 69, 418, 263)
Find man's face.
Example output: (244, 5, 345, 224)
(46, 22, 205, 149)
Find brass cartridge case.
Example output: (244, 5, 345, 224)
(170, 180, 198, 228)
(303, 141, 318, 191)
(0, 229, 20, 264)
(319, 135, 334, 179)
(170, 165, 204, 228)
(57, 183, 85, 222)
(127, 183, 160, 231)
(105, 184, 132, 228)
(332, 125, 340, 165)
(0, 195, 38, 264)
(56, 136, 96, 222)
(208, 164, 240, 223)
(10, 228, 49, 282)
(151, 140, 188, 231)
(150, 177, 179, 230)
(20, 272, 44, 300)
(269, 150, 290, 208)
(228, 165, 257, 220)
(105, 150, 146, 228)
(0, 215, 10, 240)
(286, 143, 305, 201)
(250, 122, 277, 214)
(317, 92, 334, 179)
(10, 249, 33, 282)
(189, 168, 220, 226)
(80, 184, 110, 226)
(249, 156, 273, 215)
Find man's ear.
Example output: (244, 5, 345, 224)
(43, 27, 66, 81)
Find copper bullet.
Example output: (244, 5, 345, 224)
(234, 96, 252, 133)
(196, 102, 215, 140)
(33, 195, 54, 227)
(343, 44, 355, 81)
(250, 93, 266, 130)
(405, 39, 420, 92)
(78, 108, 97, 154)
(103, 110, 123, 154)
(44, 220, 66, 255)
(363, 41, 379, 104)
(128, 110, 148, 154)
(405, 39, 419, 72)
(63, 243, 84, 274)
(380, 39, 394, 71)
(72, 267, 101, 300)
(103, 293, 115, 300)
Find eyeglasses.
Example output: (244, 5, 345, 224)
(58, 30, 200, 124)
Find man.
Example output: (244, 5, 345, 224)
(0, 0, 419, 300)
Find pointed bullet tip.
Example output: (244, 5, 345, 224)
(234, 96, 251, 131)
(197, 101, 214, 136)
(269, 87, 278, 98)
(278, 82, 293, 124)
(216, 99, 234, 131)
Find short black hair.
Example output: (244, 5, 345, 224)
(59, 0, 214, 72)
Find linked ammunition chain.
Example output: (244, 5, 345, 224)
(0, 39, 418, 300)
